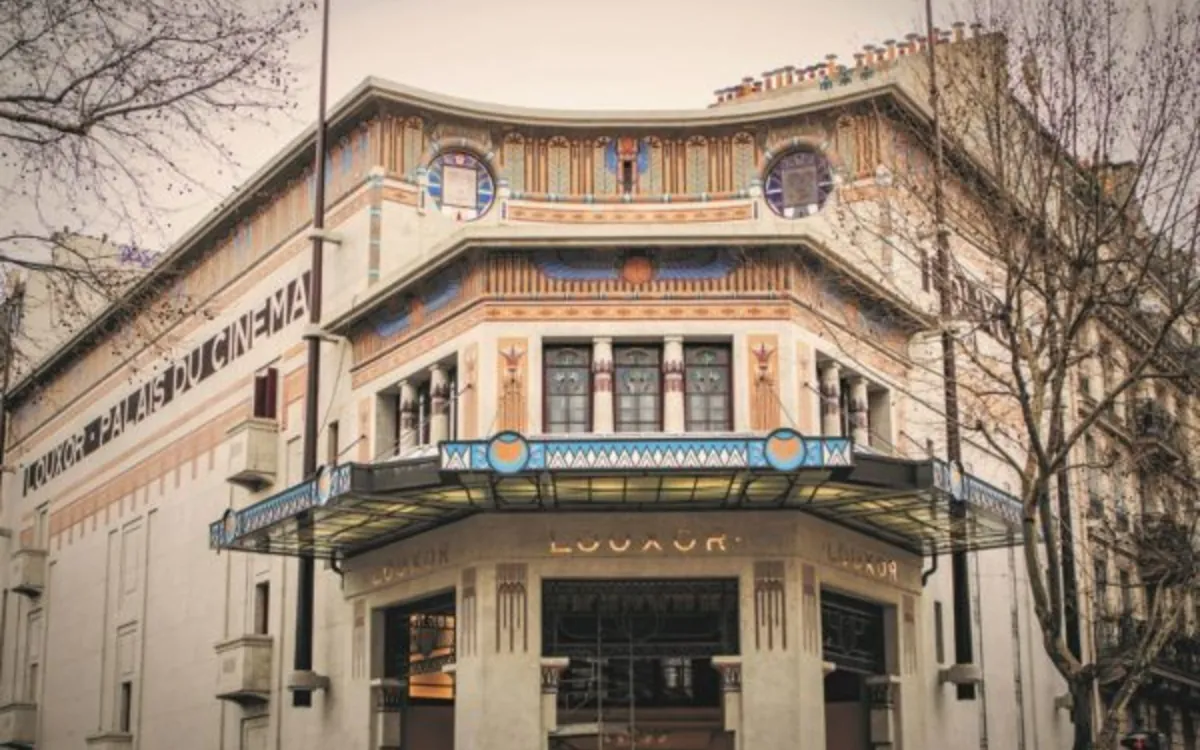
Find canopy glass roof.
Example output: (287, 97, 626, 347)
(208, 430, 1024, 560)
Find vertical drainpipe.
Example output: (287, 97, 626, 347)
(924, 0, 976, 701)
(292, 0, 332, 709)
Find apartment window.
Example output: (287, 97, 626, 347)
(1093, 558, 1108, 618)
(26, 663, 37, 703)
(254, 582, 270, 635)
(327, 421, 339, 466)
(615, 346, 662, 432)
(119, 680, 133, 733)
(684, 345, 731, 432)
(544, 347, 591, 434)
(253, 368, 279, 420)
(1119, 569, 1133, 615)
(933, 601, 945, 664)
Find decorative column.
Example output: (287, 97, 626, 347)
(712, 656, 744, 749)
(398, 379, 417, 455)
(592, 338, 614, 433)
(820, 363, 842, 436)
(848, 377, 870, 447)
(865, 675, 901, 750)
(430, 364, 450, 444)
(539, 657, 570, 741)
(663, 335, 685, 432)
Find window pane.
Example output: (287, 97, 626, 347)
(545, 346, 591, 433)
(685, 344, 731, 432)
(615, 346, 661, 432)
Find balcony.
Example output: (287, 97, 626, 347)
(1095, 615, 1200, 689)
(214, 635, 273, 705)
(225, 417, 279, 491)
(1136, 512, 1195, 582)
(1133, 399, 1181, 467)
(0, 702, 37, 748)
(10, 548, 47, 599)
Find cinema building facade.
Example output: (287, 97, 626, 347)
(0, 30, 1087, 750)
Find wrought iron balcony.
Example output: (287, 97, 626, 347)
(1133, 399, 1181, 466)
(1095, 614, 1200, 684)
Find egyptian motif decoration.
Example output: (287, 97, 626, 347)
(754, 560, 787, 651)
(460, 568, 477, 657)
(801, 564, 819, 653)
(495, 563, 528, 654)
(458, 343, 479, 439)
(501, 132, 526, 192)
(371, 262, 465, 340)
(496, 338, 528, 433)
(530, 248, 737, 286)
(747, 334, 781, 431)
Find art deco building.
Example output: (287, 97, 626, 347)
(0, 24, 1195, 750)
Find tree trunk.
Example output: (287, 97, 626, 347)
(1072, 678, 1095, 750)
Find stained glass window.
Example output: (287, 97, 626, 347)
(426, 151, 496, 220)
(545, 347, 591, 434)
(763, 149, 834, 218)
(615, 347, 661, 432)
(685, 345, 731, 432)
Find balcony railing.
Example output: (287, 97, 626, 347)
(1095, 614, 1200, 679)
(1133, 399, 1182, 465)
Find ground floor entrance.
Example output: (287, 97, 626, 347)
(543, 578, 738, 750)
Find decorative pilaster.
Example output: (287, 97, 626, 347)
(820, 363, 842, 436)
(747, 335, 780, 431)
(495, 563, 528, 653)
(398, 380, 417, 455)
(430, 364, 450, 444)
(663, 335, 685, 432)
(497, 339, 528, 433)
(459, 344, 479, 439)
(753, 561, 787, 651)
(849, 376, 870, 447)
(592, 337, 614, 433)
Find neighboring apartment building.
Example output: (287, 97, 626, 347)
(0, 24, 1194, 750)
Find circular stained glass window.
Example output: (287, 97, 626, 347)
(426, 151, 496, 220)
(763, 149, 834, 219)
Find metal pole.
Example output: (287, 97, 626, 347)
(924, 0, 976, 701)
(292, 0, 331, 709)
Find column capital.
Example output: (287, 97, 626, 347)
(429, 362, 446, 375)
(663, 334, 685, 345)
(592, 336, 613, 345)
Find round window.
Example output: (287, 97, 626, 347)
(763, 149, 834, 218)
(426, 151, 496, 220)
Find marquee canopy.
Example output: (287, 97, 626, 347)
(208, 430, 1024, 560)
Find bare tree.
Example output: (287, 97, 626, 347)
(0, 0, 312, 377)
(817, 0, 1200, 746)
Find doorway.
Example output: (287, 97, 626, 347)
(380, 591, 456, 750)
(542, 578, 739, 750)
(821, 590, 886, 750)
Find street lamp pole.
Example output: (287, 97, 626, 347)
(292, 0, 332, 709)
